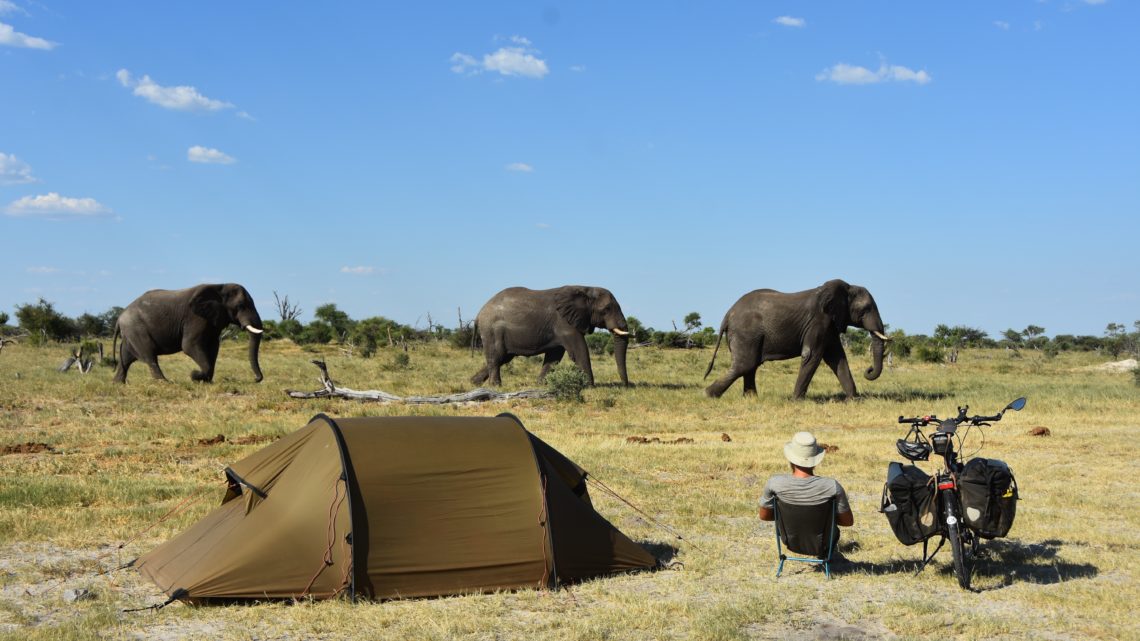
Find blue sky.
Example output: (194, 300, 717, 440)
(2, 1, 1136, 338)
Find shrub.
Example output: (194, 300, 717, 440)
(15, 298, 76, 344)
(298, 321, 334, 345)
(915, 344, 945, 364)
(450, 324, 477, 350)
(546, 365, 588, 402)
(385, 351, 411, 370)
(1133, 366, 1140, 388)
(586, 333, 611, 356)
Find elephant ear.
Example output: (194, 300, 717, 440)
(816, 279, 851, 330)
(190, 286, 228, 329)
(554, 287, 592, 332)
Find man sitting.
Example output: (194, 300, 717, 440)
(758, 431, 854, 532)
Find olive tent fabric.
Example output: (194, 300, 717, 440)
(134, 414, 657, 602)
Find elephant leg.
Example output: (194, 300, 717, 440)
(823, 344, 857, 398)
(143, 357, 167, 381)
(741, 365, 760, 396)
(113, 346, 136, 383)
(563, 335, 594, 385)
(793, 348, 824, 399)
(537, 347, 566, 383)
(185, 336, 219, 383)
(705, 336, 761, 398)
(470, 364, 490, 385)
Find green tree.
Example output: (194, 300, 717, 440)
(75, 312, 108, 337)
(314, 303, 354, 339)
(15, 299, 76, 344)
(934, 324, 991, 348)
(0, 311, 8, 326)
(1001, 329, 1023, 346)
(624, 316, 651, 343)
(299, 320, 335, 344)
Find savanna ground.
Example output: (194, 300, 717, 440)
(0, 339, 1137, 640)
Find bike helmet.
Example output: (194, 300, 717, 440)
(896, 433, 931, 461)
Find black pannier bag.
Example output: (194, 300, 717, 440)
(881, 462, 940, 545)
(958, 457, 1017, 538)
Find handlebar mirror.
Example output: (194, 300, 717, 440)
(1004, 397, 1027, 413)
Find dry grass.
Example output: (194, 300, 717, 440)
(0, 340, 1137, 640)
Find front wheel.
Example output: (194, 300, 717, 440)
(944, 496, 972, 589)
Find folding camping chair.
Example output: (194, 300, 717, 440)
(773, 495, 838, 579)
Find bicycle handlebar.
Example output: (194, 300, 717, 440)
(898, 412, 1003, 426)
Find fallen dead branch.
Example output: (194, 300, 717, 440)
(285, 360, 553, 404)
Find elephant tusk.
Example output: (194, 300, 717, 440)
(872, 330, 891, 341)
(611, 328, 630, 336)
(245, 325, 264, 334)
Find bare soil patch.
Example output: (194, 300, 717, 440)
(1, 442, 54, 455)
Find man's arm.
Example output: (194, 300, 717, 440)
(834, 482, 854, 527)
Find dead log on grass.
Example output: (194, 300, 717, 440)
(285, 360, 552, 404)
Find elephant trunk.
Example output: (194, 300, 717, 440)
(864, 312, 886, 381)
(239, 311, 264, 383)
(613, 332, 630, 386)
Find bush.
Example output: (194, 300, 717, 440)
(299, 321, 334, 345)
(15, 298, 76, 344)
(915, 344, 945, 364)
(383, 351, 411, 371)
(586, 333, 611, 356)
(450, 324, 477, 350)
(546, 365, 589, 402)
(1133, 366, 1140, 388)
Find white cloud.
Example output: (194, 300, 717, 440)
(0, 20, 55, 49)
(816, 60, 932, 85)
(26, 266, 60, 274)
(451, 36, 549, 79)
(187, 145, 236, 165)
(0, 152, 36, 184)
(570, 65, 586, 73)
(116, 69, 234, 112)
(1084, 0, 1107, 4)
(773, 16, 806, 28)
(505, 162, 534, 173)
(340, 266, 375, 275)
(5, 192, 114, 220)
(994, 20, 1010, 30)
(0, 1, 27, 16)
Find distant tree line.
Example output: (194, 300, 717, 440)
(4, 297, 1139, 363)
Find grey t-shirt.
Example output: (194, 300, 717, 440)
(760, 474, 851, 515)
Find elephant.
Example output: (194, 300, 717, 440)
(470, 285, 631, 387)
(703, 279, 889, 399)
(112, 283, 264, 384)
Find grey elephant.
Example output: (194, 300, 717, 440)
(112, 283, 265, 383)
(704, 279, 889, 399)
(471, 285, 631, 387)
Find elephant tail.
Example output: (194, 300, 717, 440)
(469, 320, 479, 354)
(111, 323, 121, 365)
(703, 326, 727, 380)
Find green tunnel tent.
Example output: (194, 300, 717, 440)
(133, 413, 659, 602)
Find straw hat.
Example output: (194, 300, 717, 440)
(784, 431, 826, 468)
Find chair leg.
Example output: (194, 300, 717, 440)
(777, 555, 785, 577)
